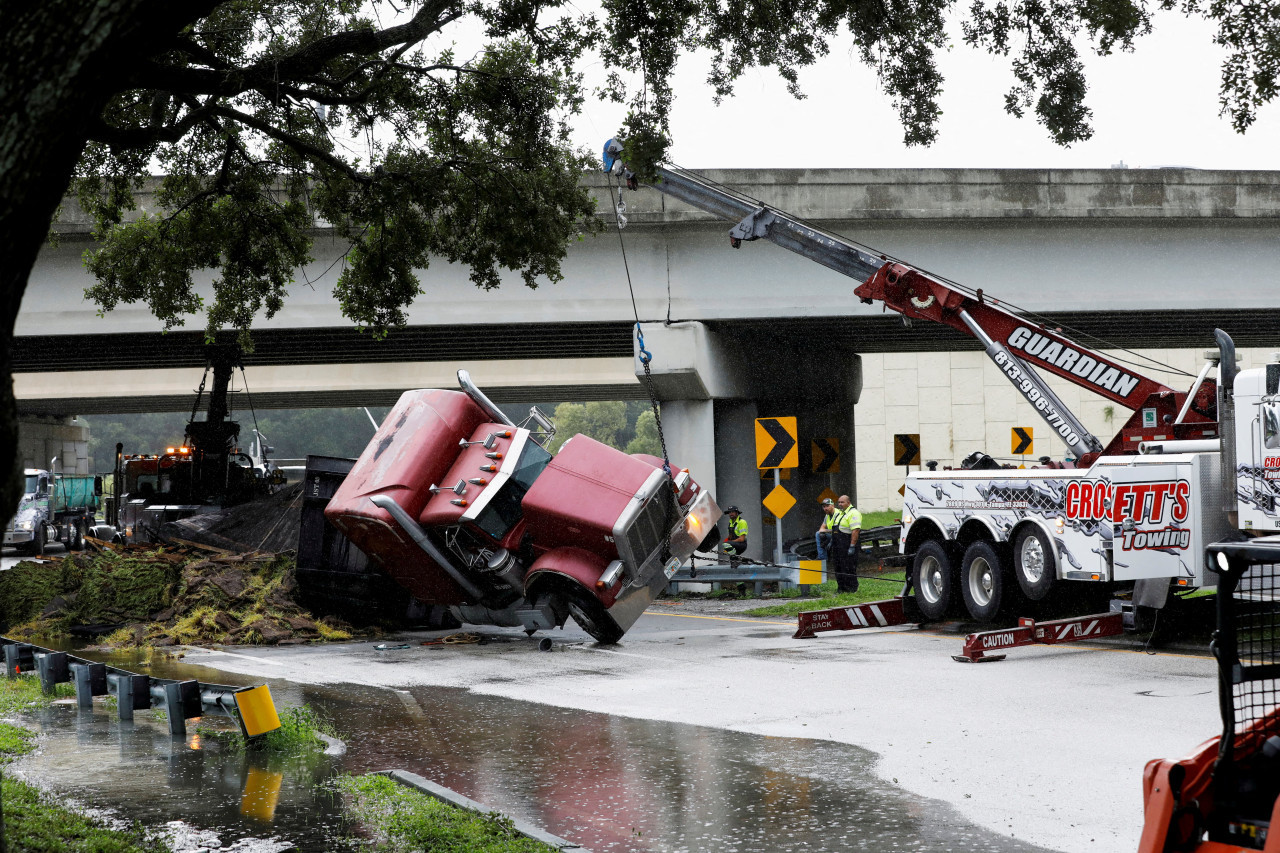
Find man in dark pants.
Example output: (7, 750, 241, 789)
(831, 494, 862, 592)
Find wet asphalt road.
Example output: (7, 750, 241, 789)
(1, 545, 1217, 851)
(153, 604, 1217, 853)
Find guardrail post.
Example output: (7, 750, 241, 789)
(110, 673, 150, 721)
(160, 681, 201, 736)
(3, 644, 33, 678)
(35, 651, 70, 695)
(70, 662, 107, 709)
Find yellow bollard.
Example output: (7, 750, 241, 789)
(233, 685, 281, 738)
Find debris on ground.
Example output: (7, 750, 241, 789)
(160, 483, 305, 554)
(0, 540, 359, 648)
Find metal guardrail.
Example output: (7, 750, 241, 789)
(1, 636, 279, 739)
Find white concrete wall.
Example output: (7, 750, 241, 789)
(856, 346, 1278, 511)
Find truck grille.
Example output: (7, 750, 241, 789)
(619, 482, 681, 574)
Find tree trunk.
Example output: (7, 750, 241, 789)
(0, 1, 216, 524)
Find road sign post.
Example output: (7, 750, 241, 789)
(756, 417, 799, 564)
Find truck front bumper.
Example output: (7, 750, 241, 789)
(4, 530, 34, 546)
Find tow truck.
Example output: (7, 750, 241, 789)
(604, 140, 1278, 651)
(109, 345, 283, 544)
(323, 371, 722, 643)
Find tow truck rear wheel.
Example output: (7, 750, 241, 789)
(960, 540, 1012, 622)
(912, 539, 955, 621)
(1013, 527, 1056, 601)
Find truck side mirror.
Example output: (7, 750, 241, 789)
(94, 476, 104, 496)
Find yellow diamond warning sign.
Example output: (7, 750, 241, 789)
(762, 485, 797, 519)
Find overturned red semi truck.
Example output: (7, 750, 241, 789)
(324, 371, 723, 643)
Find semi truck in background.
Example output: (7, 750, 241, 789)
(3, 467, 101, 556)
(604, 139, 1278, 628)
(324, 370, 722, 643)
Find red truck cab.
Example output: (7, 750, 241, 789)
(325, 372, 722, 643)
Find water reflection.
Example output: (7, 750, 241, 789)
(14, 699, 354, 852)
(9, 653, 1062, 852)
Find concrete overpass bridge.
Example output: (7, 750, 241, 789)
(16, 167, 1280, 556)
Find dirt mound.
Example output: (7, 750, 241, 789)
(0, 542, 358, 648)
(161, 483, 305, 553)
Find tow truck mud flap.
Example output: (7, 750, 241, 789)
(793, 597, 923, 639)
(952, 611, 1125, 662)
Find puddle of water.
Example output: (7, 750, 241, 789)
(10, 651, 1063, 852)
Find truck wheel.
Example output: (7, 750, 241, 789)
(35, 525, 46, 557)
(960, 540, 1011, 622)
(566, 589, 625, 645)
(911, 539, 955, 621)
(1013, 527, 1055, 601)
(70, 521, 84, 551)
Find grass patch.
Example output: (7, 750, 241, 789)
(0, 721, 35, 760)
(1, 775, 168, 852)
(337, 774, 558, 852)
(861, 510, 901, 529)
(199, 703, 333, 754)
(0, 674, 75, 716)
(742, 577, 906, 617)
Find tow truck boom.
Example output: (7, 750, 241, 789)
(604, 140, 1219, 461)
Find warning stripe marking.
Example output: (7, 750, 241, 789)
(870, 605, 887, 626)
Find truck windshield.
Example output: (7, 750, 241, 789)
(473, 441, 553, 540)
(24, 475, 39, 495)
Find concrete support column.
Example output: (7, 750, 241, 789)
(656, 400, 716, 493)
(713, 400, 763, 562)
(19, 415, 90, 475)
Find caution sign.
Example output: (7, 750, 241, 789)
(893, 433, 920, 467)
(1011, 427, 1033, 455)
(811, 438, 840, 474)
(762, 485, 797, 519)
(755, 417, 799, 469)
(816, 487, 838, 504)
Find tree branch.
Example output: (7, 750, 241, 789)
(128, 0, 464, 100)
(207, 104, 369, 184)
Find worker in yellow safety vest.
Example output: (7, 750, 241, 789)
(830, 494, 862, 592)
(722, 505, 748, 566)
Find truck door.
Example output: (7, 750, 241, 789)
(1102, 462, 1197, 583)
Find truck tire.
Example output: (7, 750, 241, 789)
(35, 524, 46, 557)
(1013, 526, 1055, 602)
(70, 520, 84, 551)
(911, 539, 955, 621)
(566, 588, 625, 645)
(960, 540, 1012, 622)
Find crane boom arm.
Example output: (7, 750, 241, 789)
(605, 141, 1212, 459)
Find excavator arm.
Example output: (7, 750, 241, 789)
(605, 140, 1219, 463)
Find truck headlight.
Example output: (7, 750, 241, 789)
(16, 520, 33, 530)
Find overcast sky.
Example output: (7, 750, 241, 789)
(571, 10, 1279, 171)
